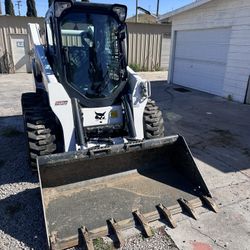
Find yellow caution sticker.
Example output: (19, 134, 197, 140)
(110, 110, 118, 118)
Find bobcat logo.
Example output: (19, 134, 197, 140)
(95, 112, 106, 120)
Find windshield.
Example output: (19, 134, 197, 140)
(60, 12, 125, 98)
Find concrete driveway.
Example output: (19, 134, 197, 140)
(151, 81, 250, 250)
(0, 73, 34, 116)
(0, 73, 249, 250)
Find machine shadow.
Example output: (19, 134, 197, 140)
(0, 188, 47, 249)
(150, 81, 250, 174)
(0, 115, 38, 186)
(39, 138, 207, 197)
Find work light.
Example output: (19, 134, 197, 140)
(112, 5, 127, 22)
(55, 1, 72, 17)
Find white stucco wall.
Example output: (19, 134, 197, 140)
(167, 0, 250, 102)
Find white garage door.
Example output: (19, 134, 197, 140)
(173, 28, 231, 95)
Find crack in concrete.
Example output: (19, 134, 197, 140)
(219, 197, 250, 210)
(238, 170, 250, 179)
(212, 180, 249, 191)
(188, 220, 226, 249)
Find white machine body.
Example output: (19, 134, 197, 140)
(28, 23, 150, 152)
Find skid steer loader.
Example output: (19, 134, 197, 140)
(21, 1, 217, 249)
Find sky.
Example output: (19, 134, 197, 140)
(0, 0, 195, 18)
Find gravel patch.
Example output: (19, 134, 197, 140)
(0, 116, 48, 249)
(120, 228, 178, 250)
(71, 227, 179, 250)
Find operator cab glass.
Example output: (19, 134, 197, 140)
(60, 12, 126, 99)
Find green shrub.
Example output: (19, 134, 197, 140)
(129, 63, 141, 72)
(154, 63, 162, 71)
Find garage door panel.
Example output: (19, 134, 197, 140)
(174, 60, 226, 82)
(176, 28, 231, 43)
(175, 44, 229, 63)
(174, 59, 226, 78)
(173, 28, 231, 95)
(174, 59, 225, 95)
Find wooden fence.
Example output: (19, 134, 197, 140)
(0, 16, 171, 73)
(127, 22, 171, 71)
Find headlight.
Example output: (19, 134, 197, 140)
(112, 5, 127, 22)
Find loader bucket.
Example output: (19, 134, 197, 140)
(37, 135, 216, 250)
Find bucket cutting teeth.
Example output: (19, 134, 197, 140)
(133, 210, 153, 237)
(49, 232, 58, 250)
(107, 218, 124, 248)
(48, 198, 218, 250)
(157, 203, 177, 228)
(178, 198, 199, 220)
(79, 226, 94, 250)
(201, 195, 219, 213)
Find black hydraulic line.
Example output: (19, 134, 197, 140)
(71, 98, 86, 148)
(244, 75, 250, 104)
(121, 95, 136, 138)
